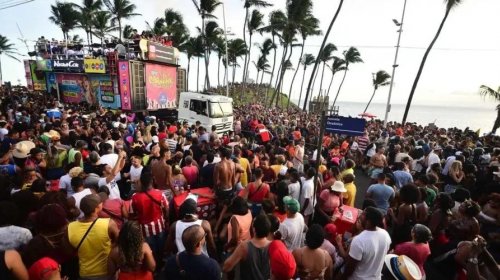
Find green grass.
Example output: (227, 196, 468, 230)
(214, 84, 298, 109)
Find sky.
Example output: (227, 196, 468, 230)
(1, 0, 500, 113)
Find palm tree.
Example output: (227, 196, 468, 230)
(122, 24, 134, 40)
(325, 56, 346, 99)
(317, 43, 337, 98)
(49, 1, 80, 41)
(227, 38, 248, 85)
(253, 55, 270, 86)
(213, 36, 226, 87)
(297, 53, 315, 108)
(204, 21, 221, 89)
(302, 0, 344, 111)
(288, 11, 321, 109)
(92, 11, 117, 46)
(75, 0, 103, 45)
(364, 70, 391, 113)
(242, 9, 264, 86)
(0, 35, 21, 84)
(332, 46, 363, 106)
(402, 0, 463, 124)
(103, 0, 140, 42)
(69, 34, 85, 45)
(146, 18, 167, 36)
(164, 8, 188, 48)
(479, 85, 500, 134)
(180, 36, 204, 92)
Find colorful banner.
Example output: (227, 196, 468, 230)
(84, 58, 106, 74)
(23, 60, 33, 91)
(29, 61, 47, 91)
(90, 75, 121, 109)
(56, 74, 92, 104)
(36, 60, 52, 71)
(46, 72, 58, 98)
(118, 61, 132, 110)
(52, 60, 84, 73)
(145, 64, 177, 110)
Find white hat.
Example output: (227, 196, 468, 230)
(12, 141, 35, 159)
(112, 122, 120, 128)
(152, 135, 159, 143)
(384, 254, 422, 280)
(331, 181, 347, 193)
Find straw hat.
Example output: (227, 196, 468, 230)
(12, 141, 36, 159)
(384, 254, 422, 280)
(43, 130, 61, 141)
(331, 181, 347, 193)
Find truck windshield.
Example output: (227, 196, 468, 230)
(209, 102, 233, 118)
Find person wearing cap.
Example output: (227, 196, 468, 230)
(223, 214, 271, 280)
(394, 224, 432, 278)
(279, 196, 307, 252)
(66, 194, 119, 279)
(316, 181, 346, 226)
(166, 198, 216, 258)
(339, 207, 391, 280)
(292, 224, 333, 280)
(165, 224, 221, 280)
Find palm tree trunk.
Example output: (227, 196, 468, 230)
(271, 45, 288, 107)
(197, 57, 200, 92)
(265, 35, 277, 105)
(288, 41, 305, 110)
(493, 108, 500, 134)
(187, 59, 191, 91)
(319, 62, 326, 98)
(402, 8, 451, 124)
(332, 69, 348, 106)
(277, 45, 293, 108)
(242, 33, 253, 95)
(0, 55, 3, 85)
(326, 72, 336, 100)
(90, 27, 93, 44)
(298, 66, 307, 109)
(217, 57, 221, 87)
(118, 20, 122, 43)
(259, 70, 265, 102)
(242, 7, 249, 83)
(310, 64, 320, 100)
(303, 0, 344, 111)
(364, 87, 377, 113)
(232, 65, 236, 85)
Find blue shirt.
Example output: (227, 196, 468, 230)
(367, 183, 395, 214)
(0, 164, 16, 176)
(393, 170, 413, 190)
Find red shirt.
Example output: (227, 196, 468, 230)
(168, 125, 177, 134)
(247, 182, 270, 203)
(99, 199, 124, 229)
(182, 165, 199, 186)
(394, 242, 431, 276)
(131, 190, 168, 237)
(158, 132, 167, 141)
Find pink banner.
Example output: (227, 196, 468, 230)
(145, 64, 177, 110)
(118, 61, 132, 110)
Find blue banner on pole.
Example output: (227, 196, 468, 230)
(325, 116, 366, 136)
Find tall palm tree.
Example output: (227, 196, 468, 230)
(70, 34, 85, 45)
(227, 38, 248, 85)
(288, 11, 321, 109)
(325, 56, 346, 99)
(164, 8, 188, 48)
(122, 24, 134, 40)
(303, 0, 344, 111)
(146, 18, 167, 36)
(213, 36, 226, 87)
(479, 85, 500, 134)
(180, 36, 204, 92)
(317, 43, 337, 98)
(192, 0, 221, 90)
(297, 53, 315, 108)
(364, 70, 391, 113)
(203, 21, 221, 89)
(242, 9, 264, 86)
(103, 0, 140, 42)
(49, 1, 80, 41)
(253, 55, 270, 86)
(92, 11, 117, 46)
(402, 0, 463, 124)
(75, 0, 103, 45)
(0, 35, 21, 84)
(332, 46, 363, 106)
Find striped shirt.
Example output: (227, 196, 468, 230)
(357, 136, 370, 152)
(166, 138, 177, 153)
(130, 190, 168, 237)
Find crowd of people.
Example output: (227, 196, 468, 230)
(0, 87, 499, 280)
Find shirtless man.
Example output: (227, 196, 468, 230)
(151, 148, 173, 197)
(214, 148, 239, 233)
(369, 146, 387, 180)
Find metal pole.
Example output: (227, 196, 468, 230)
(222, 2, 229, 97)
(383, 0, 408, 127)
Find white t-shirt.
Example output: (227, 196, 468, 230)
(279, 213, 306, 252)
(426, 151, 441, 173)
(288, 182, 300, 201)
(348, 228, 392, 280)
(72, 188, 92, 219)
(129, 165, 143, 189)
(300, 177, 315, 216)
(98, 173, 121, 200)
(100, 153, 119, 168)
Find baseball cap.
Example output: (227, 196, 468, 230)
(80, 194, 102, 216)
(269, 240, 296, 280)
(29, 257, 60, 280)
(283, 196, 300, 213)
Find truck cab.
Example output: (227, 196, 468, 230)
(178, 92, 233, 134)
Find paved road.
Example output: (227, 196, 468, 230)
(353, 168, 373, 209)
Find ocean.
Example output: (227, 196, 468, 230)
(293, 101, 498, 134)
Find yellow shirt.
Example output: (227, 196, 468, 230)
(68, 218, 111, 278)
(340, 168, 354, 180)
(239, 157, 250, 187)
(343, 182, 357, 207)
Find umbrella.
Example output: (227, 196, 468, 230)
(358, 112, 377, 119)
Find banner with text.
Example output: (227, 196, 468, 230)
(117, 61, 132, 110)
(56, 74, 93, 104)
(90, 75, 120, 109)
(325, 116, 366, 136)
(29, 61, 47, 91)
(53, 60, 84, 73)
(145, 63, 177, 110)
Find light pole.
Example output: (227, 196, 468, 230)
(384, 0, 408, 127)
(221, 2, 229, 97)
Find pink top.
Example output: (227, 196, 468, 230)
(98, 199, 124, 229)
(394, 242, 431, 276)
(182, 165, 199, 186)
(320, 190, 341, 213)
(227, 210, 252, 246)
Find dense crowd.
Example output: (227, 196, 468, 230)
(0, 88, 499, 280)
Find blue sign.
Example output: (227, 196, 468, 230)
(325, 116, 366, 136)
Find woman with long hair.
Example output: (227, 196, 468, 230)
(108, 221, 156, 280)
(445, 160, 464, 193)
(387, 184, 419, 246)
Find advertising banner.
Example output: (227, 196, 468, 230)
(46, 72, 58, 98)
(36, 60, 52, 71)
(84, 58, 106, 74)
(147, 41, 177, 65)
(325, 116, 366, 136)
(29, 61, 47, 91)
(117, 61, 132, 110)
(90, 75, 121, 109)
(52, 60, 84, 73)
(145, 64, 177, 110)
(23, 60, 33, 91)
(56, 74, 93, 104)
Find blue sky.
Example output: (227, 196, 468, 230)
(1, 0, 499, 111)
